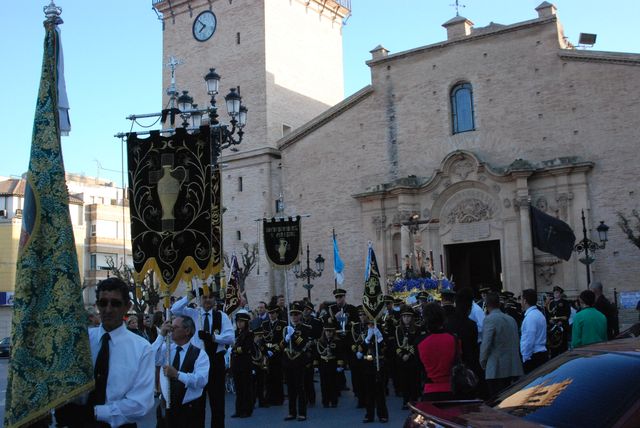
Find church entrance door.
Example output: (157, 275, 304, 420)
(445, 240, 501, 293)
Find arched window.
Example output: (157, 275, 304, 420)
(451, 82, 475, 134)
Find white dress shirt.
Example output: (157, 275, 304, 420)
(152, 335, 210, 404)
(170, 296, 235, 352)
(91, 323, 155, 427)
(469, 301, 485, 343)
(520, 305, 547, 362)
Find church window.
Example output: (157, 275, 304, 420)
(451, 82, 475, 134)
(238, 176, 243, 192)
(237, 230, 242, 240)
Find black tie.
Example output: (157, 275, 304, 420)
(203, 312, 210, 334)
(94, 333, 110, 405)
(172, 346, 183, 370)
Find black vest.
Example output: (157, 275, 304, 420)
(170, 344, 201, 406)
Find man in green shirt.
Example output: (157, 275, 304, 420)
(571, 289, 608, 349)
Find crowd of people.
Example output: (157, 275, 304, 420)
(56, 277, 620, 427)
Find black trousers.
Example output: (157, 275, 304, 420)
(201, 351, 226, 428)
(397, 359, 421, 405)
(319, 362, 339, 406)
(252, 367, 267, 406)
(265, 356, 284, 405)
(165, 396, 205, 428)
(523, 351, 549, 374)
(284, 360, 307, 417)
(232, 368, 253, 416)
(304, 364, 316, 404)
(363, 370, 388, 421)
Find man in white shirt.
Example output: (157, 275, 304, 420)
(171, 288, 234, 428)
(520, 289, 548, 374)
(56, 277, 155, 427)
(154, 315, 210, 428)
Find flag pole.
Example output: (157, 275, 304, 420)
(528, 203, 539, 292)
(333, 229, 337, 291)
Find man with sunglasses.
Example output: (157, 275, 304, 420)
(171, 287, 234, 428)
(56, 277, 155, 427)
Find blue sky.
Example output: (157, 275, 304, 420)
(1, 0, 638, 186)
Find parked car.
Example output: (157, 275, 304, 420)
(0, 337, 11, 357)
(404, 337, 640, 428)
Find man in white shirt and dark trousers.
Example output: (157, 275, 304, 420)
(171, 288, 234, 428)
(520, 289, 548, 374)
(154, 315, 210, 428)
(55, 277, 155, 427)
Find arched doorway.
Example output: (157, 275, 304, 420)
(445, 240, 502, 293)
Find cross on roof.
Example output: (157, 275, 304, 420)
(450, 0, 466, 17)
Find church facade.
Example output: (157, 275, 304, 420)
(152, 1, 640, 305)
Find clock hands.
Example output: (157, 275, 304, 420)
(199, 21, 206, 32)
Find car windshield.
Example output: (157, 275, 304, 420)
(490, 351, 640, 428)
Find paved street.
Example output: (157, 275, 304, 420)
(0, 359, 408, 427)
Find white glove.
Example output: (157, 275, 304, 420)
(373, 327, 383, 343)
(356, 351, 363, 360)
(285, 326, 294, 342)
(365, 327, 374, 344)
(336, 367, 344, 373)
(267, 350, 274, 358)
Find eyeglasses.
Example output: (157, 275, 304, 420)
(97, 298, 124, 308)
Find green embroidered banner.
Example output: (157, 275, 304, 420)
(4, 18, 93, 428)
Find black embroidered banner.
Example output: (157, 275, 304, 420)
(127, 127, 220, 292)
(263, 216, 301, 268)
(363, 244, 385, 321)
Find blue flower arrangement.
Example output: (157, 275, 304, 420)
(390, 276, 453, 293)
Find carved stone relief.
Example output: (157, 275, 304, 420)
(372, 215, 387, 240)
(451, 159, 475, 180)
(503, 198, 512, 208)
(535, 255, 562, 287)
(556, 192, 573, 220)
(446, 199, 494, 224)
(442, 189, 500, 225)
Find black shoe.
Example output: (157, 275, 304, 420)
(231, 414, 239, 418)
(297, 416, 307, 422)
(285, 415, 296, 421)
(379, 418, 388, 423)
(362, 418, 374, 423)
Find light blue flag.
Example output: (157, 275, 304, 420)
(333, 235, 344, 285)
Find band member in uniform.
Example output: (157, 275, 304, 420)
(282, 303, 313, 421)
(250, 327, 269, 408)
(381, 295, 399, 397)
(546, 286, 571, 357)
(154, 316, 209, 428)
(441, 289, 456, 319)
(231, 310, 254, 418)
(350, 306, 369, 408)
(302, 301, 322, 406)
(358, 320, 389, 423)
(262, 303, 287, 406)
(328, 288, 358, 391)
(394, 305, 421, 410)
(315, 318, 345, 408)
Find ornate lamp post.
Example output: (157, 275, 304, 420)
(574, 209, 609, 288)
(293, 244, 325, 300)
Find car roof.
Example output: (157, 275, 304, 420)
(573, 336, 640, 353)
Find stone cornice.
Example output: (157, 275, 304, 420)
(558, 49, 640, 66)
(278, 85, 374, 150)
(366, 16, 557, 67)
(352, 151, 594, 200)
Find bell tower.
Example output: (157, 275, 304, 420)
(151, 0, 350, 299)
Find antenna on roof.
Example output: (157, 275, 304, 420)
(577, 33, 597, 49)
(450, 0, 466, 16)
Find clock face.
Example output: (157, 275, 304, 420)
(193, 11, 216, 42)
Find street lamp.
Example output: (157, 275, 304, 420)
(293, 244, 325, 300)
(573, 209, 609, 288)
